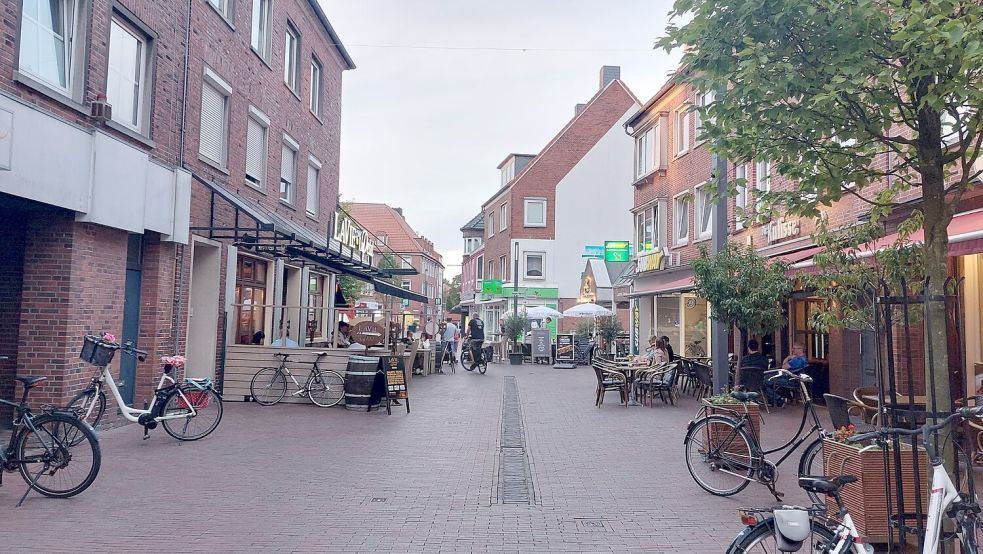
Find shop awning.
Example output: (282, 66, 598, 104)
(371, 278, 428, 304)
(626, 275, 695, 298)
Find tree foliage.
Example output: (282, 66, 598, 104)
(596, 315, 624, 344)
(443, 274, 462, 311)
(502, 312, 531, 348)
(692, 244, 792, 337)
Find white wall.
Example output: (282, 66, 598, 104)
(0, 95, 189, 243)
(554, 105, 639, 299)
(511, 238, 557, 292)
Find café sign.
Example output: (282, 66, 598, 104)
(333, 212, 375, 258)
(762, 217, 800, 244)
(638, 248, 668, 272)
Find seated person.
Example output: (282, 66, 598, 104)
(336, 321, 351, 347)
(741, 339, 768, 369)
(764, 343, 808, 407)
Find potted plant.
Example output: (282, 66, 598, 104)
(595, 315, 623, 355)
(822, 425, 928, 543)
(700, 391, 762, 439)
(502, 313, 530, 365)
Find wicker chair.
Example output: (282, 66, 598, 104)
(824, 393, 876, 434)
(591, 359, 628, 407)
(851, 386, 881, 424)
(637, 361, 679, 406)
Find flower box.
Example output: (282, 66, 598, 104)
(700, 399, 762, 440)
(822, 439, 929, 544)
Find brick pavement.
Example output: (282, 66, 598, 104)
(0, 364, 826, 553)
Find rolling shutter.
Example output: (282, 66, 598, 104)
(306, 164, 319, 215)
(245, 118, 266, 186)
(280, 143, 295, 202)
(199, 81, 226, 164)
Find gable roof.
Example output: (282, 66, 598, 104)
(347, 203, 440, 263)
(460, 212, 485, 232)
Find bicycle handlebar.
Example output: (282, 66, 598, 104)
(847, 405, 983, 444)
(120, 341, 147, 360)
(765, 368, 813, 383)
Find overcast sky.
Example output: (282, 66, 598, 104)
(320, 0, 682, 278)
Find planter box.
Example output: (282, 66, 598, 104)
(508, 353, 523, 365)
(700, 399, 762, 441)
(822, 439, 929, 544)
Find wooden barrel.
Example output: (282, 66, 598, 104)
(344, 355, 382, 412)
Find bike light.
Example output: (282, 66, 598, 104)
(738, 510, 757, 525)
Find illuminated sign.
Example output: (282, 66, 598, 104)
(583, 245, 604, 258)
(333, 212, 375, 258)
(638, 248, 668, 272)
(604, 241, 631, 262)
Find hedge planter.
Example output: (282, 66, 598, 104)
(508, 352, 523, 365)
(822, 439, 929, 544)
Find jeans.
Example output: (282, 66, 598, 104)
(441, 340, 457, 361)
(468, 339, 484, 369)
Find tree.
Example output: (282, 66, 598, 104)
(443, 274, 462, 311)
(692, 243, 792, 340)
(660, 0, 983, 431)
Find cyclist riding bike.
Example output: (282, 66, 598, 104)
(466, 314, 486, 371)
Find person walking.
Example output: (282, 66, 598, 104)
(441, 317, 458, 373)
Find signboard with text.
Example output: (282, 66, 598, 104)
(381, 355, 410, 415)
(556, 334, 575, 362)
(582, 245, 604, 258)
(531, 328, 551, 360)
(638, 248, 668, 272)
(332, 212, 375, 259)
(604, 241, 631, 262)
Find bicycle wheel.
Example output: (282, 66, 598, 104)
(684, 415, 755, 497)
(308, 370, 345, 408)
(250, 367, 287, 405)
(798, 438, 826, 505)
(160, 388, 223, 441)
(478, 356, 487, 374)
(67, 389, 106, 431)
(17, 413, 101, 498)
(727, 518, 837, 553)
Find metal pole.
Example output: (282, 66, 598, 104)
(512, 241, 519, 317)
(710, 111, 730, 394)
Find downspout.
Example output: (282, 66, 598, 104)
(171, 0, 194, 355)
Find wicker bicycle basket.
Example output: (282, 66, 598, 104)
(80, 335, 120, 367)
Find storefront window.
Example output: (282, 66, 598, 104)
(307, 274, 325, 344)
(792, 297, 828, 361)
(655, 297, 681, 354)
(681, 295, 709, 357)
(235, 257, 268, 345)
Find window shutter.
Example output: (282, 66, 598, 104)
(281, 143, 295, 183)
(245, 118, 266, 185)
(307, 164, 319, 215)
(199, 82, 226, 164)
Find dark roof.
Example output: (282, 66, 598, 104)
(306, 0, 356, 70)
(460, 212, 485, 232)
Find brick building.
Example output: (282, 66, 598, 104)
(0, 0, 192, 425)
(625, 70, 983, 400)
(458, 212, 484, 316)
(346, 203, 445, 332)
(471, 66, 640, 340)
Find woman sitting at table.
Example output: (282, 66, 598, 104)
(637, 336, 668, 366)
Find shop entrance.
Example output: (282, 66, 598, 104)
(186, 239, 221, 379)
(118, 234, 144, 406)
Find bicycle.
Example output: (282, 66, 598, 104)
(67, 335, 223, 441)
(460, 338, 489, 374)
(2, 376, 100, 506)
(249, 351, 346, 407)
(440, 341, 457, 373)
(727, 474, 872, 553)
(683, 369, 829, 502)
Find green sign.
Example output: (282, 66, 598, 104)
(502, 286, 559, 299)
(604, 241, 631, 262)
(481, 279, 503, 295)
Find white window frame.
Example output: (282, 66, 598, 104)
(634, 126, 659, 179)
(755, 159, 771, 216)
(673, 191, 690, 247)
(500, 202, 508, 231)
(401, 257, 413, 270)
(18, 0, 84, 97)
(198, 67, 232, 168)
(501, 159, 515, 186)
(735, 163, 748, 230)
(250, 0, 272, 60)
(401, 280, 411, 291)
(207, 0, 232, 20)
(674, 106, 690, 156)
(634, 203, 659, 255)
(245, 105, 270, 191)
(500, 255, 507, 281)
(524, 252, 545, 279)
(280, 133, 299, 205)
(476, 255, 484, 281)
(306, 155, 321, 217)
(523, 197, 547, 228)
(283, 22, 300, 95)
(310, 56, 323, 117)
(487, 211, 495, 238)
(694, 184, 713, 241)
(694, 89, 715, 142)
(106, 16, 151, 134)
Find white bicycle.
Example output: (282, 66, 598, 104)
(68, 335, 223, 441)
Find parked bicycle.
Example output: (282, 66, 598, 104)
(1, 376, 100, 506)
(249, 351, 345, 407)
(68, 335, 223, 441)
(460, 339, 489, 374)
(683, 369, 828, 502)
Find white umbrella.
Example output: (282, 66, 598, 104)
(524, 306, 563, 319)
(562, 303, 613, 318)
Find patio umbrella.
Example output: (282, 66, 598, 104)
(524, 306, 563, 319)
(562, 303, 613, 318)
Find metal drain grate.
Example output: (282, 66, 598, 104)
(498, 376, 535, 505)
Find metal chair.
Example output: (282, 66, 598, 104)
(692, 361, 713, 400)
(823, 393, 876, 433)
(737, 365, 769, 413)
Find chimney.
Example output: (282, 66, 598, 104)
(599, 65, 620, 89)
(394, 207, 403, 217)
(575, 103, 587, 116)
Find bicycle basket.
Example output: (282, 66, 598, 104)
(80, 335, 120, 367)
(177, 391, 210, 410)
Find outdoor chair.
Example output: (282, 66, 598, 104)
(852, 386, 881, 424)
(638, 361, 679, 406)
(676, 358, 697, 396)
(592, 360, 628, 407)
(736, 365, 769, 413)
(823, 393, 876, 434)
(692, 361, 714, 400)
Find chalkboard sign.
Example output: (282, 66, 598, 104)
(380, 355, 410, 414)
(556, 334, 575, 362)
(531, 328, 551, 360)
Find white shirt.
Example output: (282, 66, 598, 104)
(442, 322, 458, 342)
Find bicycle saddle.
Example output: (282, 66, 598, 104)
(15, 375, 48, 387)
(797, 475, 857, 495)
(314, 351, 328, 357)
(274, 352, 291, 360)
(730, 391, 760, 403)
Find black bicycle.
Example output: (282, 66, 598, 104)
(461, 338, 489, 374)
(683, 369, 829, 503)
(1, 376, 100, 506)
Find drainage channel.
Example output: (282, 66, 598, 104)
(498, 376, 536, 505)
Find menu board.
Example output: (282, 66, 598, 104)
(531, 328, 551, 359)
(380, 355, 410, 414)
(556, 334, 575, 362)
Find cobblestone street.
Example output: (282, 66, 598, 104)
(2, 364, 822, 552)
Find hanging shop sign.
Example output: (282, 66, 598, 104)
(631, 299, 640, 356)
(333, 212, 376, 258)
(637, 248, 668, 272)
(481, 279, 504, 295)
(762, 217, 801, 244)
(582, 245, 604, 259)
(604, 241, 632, 262)
(578, 273, 597, 303)
(351, 321, 384, 347)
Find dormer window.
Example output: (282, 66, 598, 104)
(501, 159, 515, 186)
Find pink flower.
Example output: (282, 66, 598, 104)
(162, 355, 186, 368)
(103, 333, 117, 343)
